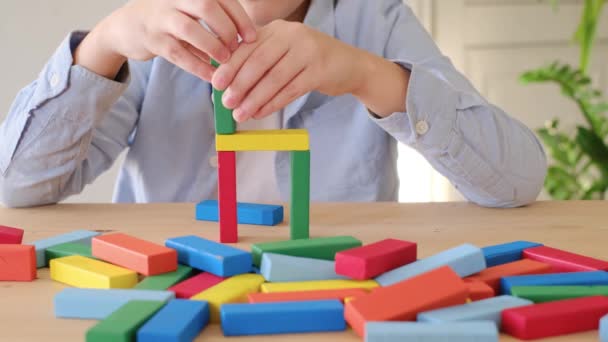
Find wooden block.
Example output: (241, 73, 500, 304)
(168, 272, 226, 299)
(165, 235, 251, 277)
(50, 255, 138, 289)
(523, 245, 608, 272)
(0, 225, 23, 244)
(501, 295, 608, 340)
(248, 288, 367, 304)
(134, 265, 195, 290)
(210, 59, 236, 135)
(86, 300, 165, 342)
(365, 322, 499, 342)
(33, 230, 100, 267)
(191, 274, 264, 322)
(418, 295, 532, 326)
(464, 259, 552, 292)
(260, 279, 378, 293)
(375, 243, 486, 286)
(465, 279, 495, 301)
(218, 151, 237, 243)
(290, 150, 310, 239)
(482, 241, 543, 267)
(54, 288, 174, 320)
(335, 238, 417, 280)
(601, 314, 608, 342)
(46, 242, 94, 261)
(260, 253, 346, 282)
(93, 233, 177, 276)
(137, 299, 209, 342)
(196, 200, 283, 226)
(215, 129, 309, 151)
(251, 236, 362, 266)
(221, 300, 345, 336)
(345, 266, 468, 337)
(500, 270, 608, 295)
(0, 244, 36, 281)
(510, 285, 608, 303)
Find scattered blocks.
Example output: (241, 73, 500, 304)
(481, 240, 543, 267)
(54, 288, 174, 320)
(33, 230, 100, 268)
(375, 243, 486, 286)
(260, 279, 378, 293)
(248, 288, 367, 304)
(220, 300, 345, 336)
(134, 265, 195, 290)
(86, 300, 165, 342)
(137, 299, 209, 342)
(92, 233, 177, 276)
(260, 253, 346, 282)
(217, 151, 238, 243)
(290, 150, 310, 239)
(465, 280, 495, 301)
(601, 314, 608, 342)
(464, 259, 552, 292)
(0, 225, 23, 244)
(50, 255, 137, 289)
(417, 295, 533, 326)
(165, 235, 251, 277)
(335, 238, 417, 280)
(251, 236, 362, 266)
(215, 129, 309, 151)
(500, 270, 608, 295)
(191, 273, 265, 322)
(0, 244, 36, 281)
(168, 272, 226, 299)
(210, 59, 236, 135)
(345, 266, 468, 337)
(196, 200, 283, 226)
(501, 295, 608, 340)
(365, 321, 499, 342)
(523, 245, 608, 272)
(46, 242, 94, 262)
(510, 285, 608, 303)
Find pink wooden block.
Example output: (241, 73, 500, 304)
(523, 245, 608, 273)
(335, 238, 417, 280)
(168, 272, 226, 298)
(0, 225, 24, 244)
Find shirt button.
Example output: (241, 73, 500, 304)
(209, 155, 218, 168)
(49, 73, 60, 88)
(415, 120, 429, 135)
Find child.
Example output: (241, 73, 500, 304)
(0, 0, 546, 208)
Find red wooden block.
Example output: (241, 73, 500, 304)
(168, 272, 226, 298)
(92, 233, 177, 276)
(218, 151, 237, 243)
(523, 245, 608, 273)
(465, 279, 495, 301)
(248, 288, 367, 304)
(0, 245, 36, 281)
(465, 259, 552, 292)
(335, 238, 417, 280)
(502, 295, 608, 340)
(0, 225, 24, 244)
(344, 266, 468, 337)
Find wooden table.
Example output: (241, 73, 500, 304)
(1, 201, 606, 341)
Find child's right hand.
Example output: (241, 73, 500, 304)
(75, 0, 257, 81)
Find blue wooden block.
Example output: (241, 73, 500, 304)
(137, 299, 209, 342)
(481, 241, 543, 267)
(261, 253, 348, 282)
(221, 300, 346, 336)
(417, 295, 532, 326)
(54, 288, 174, 320)
(165, 235, 252, 277)
(375, 244, 486, 286)
(33, 230, 100, 268)
(196, 200, 283, 226)
(365, 322, 499, 342)
(600, 314, 608, 342)
(501, 271, 608, 295)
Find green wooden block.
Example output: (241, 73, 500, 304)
(86, 300, 165, 342)
(134, 265, 195, 291)
(511, 285, 608, 303)
(211, 59, 236, 135)
(251, 236, 361, 266)
(290, 150, 310, 240)
(45, 242, 94, 262)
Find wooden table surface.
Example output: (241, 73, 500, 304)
(1, 201, 606, 341)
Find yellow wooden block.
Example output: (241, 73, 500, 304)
(215, 129, 309, 151)
(260, 279, 379, 293)
(50, 255, 137, 289)
(191, 274, 265, 323)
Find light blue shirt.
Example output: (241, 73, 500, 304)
(0, 0, 546, 208)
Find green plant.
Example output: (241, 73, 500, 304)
(520, 0, 607, 200)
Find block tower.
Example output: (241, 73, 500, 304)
(211, 60, 310, 243)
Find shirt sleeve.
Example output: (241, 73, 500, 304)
(0, 32, 146, 208)
(368, 1, 547, 208)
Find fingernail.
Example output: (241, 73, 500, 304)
(229, 40, 239, 52)
(234, 107, 248, 121)
(223, 92, 236, 108)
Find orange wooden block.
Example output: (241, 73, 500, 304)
(344, 266, 468, 337)
(248, 288, 367, 304)
(465, 279, 495, 301)
(92, 233, 177, 276)
(0, 245, 36, 281)
(465, 259, 552, 292)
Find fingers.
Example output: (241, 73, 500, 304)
(217, 0, 257, 43)
(166, 10, 230, 63)
(252, 69, 311, 120)
(151, 34, 215, 81)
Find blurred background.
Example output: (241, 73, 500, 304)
(1, 0, 607, 203)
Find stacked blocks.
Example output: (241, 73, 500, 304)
(511, 285, 608, 303)
(260, 253, 347, 282)
(251, 236, 361, 266)
(365, 321, 499, 342)
(168, 272, 226, 299)
(33, 230, 100, 268)
(50, 255, 138, 289)
(196, 200, 283, 226)
(134, 265, 195, 290)
(86, 300, 165, 342)
(0, 244, 36, 281)
(248, 288, 367, 304)
(523, 245, 608, 272)
(481, 240, 543, 267)
(260, 279, 378, 293)
(501, 270, 608, 295)
(0, 225, 24, 244)
(464, 259, 552, 292)
(46, 242, 94, 261)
